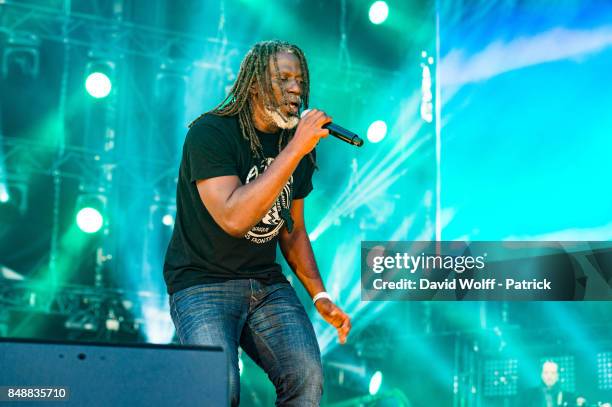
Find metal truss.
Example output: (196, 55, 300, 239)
(0, 0, 400, 88)
(1, 135, 176, 191)
(0, 278, 161, 334)
(1, 279, 117, 315)
(0, 0, 228, 62)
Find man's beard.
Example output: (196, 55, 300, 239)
(265, 105, 299, 130)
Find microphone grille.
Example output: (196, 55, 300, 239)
(300, 109, 311, 119)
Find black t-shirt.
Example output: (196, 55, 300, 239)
(163, 113, 315, 295)
(518, 385, 578, 407)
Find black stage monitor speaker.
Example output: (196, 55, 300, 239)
(0, 337, 228, 406)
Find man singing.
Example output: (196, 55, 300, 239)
(163, 40, 351, 406)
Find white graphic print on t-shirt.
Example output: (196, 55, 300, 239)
(244, 158, 293, 244)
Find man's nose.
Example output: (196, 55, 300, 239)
(286, 79, 302, 96)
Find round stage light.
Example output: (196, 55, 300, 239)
(369, 1, 389, 25)
(76, 207, 104, 233)
(367, 120, 387, 143)
(369, 371, 383, 395)
(85, 72, 112, 98)
(162, 214, 174, 226)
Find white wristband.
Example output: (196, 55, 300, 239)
(312, 291, 332, 305)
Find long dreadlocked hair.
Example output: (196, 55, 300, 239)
(189, 40, 315, 165)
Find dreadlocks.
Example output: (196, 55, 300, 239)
(189, 40, 313, 164)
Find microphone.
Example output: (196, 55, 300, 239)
(301, 109, 364, 147)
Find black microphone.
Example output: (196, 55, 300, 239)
(301, 109, 364, 147)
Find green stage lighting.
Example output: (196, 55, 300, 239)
(368, 371, 383, 395)
(367, 120, 387, 143)
(0, 182, 28, 221)
(369, 1, 389, 25)
(0, 184, 9, 203)
(162, 214, 174, 226)
(85, 72, 112, 98)
(76, 207, 103, 234)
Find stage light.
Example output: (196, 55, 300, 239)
(324, 345, 386, 397)
(85, 72, 112, 99)
(597, 352, 612, 390)
(421, 62, 433, 123)
(369, 371, 383, 395)
(75, 193, 106, 233)
(76, 207, 104, 234)
(367, 120, 387, 143)
(0, 181, 28, 221)
(369, 1, 389, 25)
(65, 311, 98, 332)
(0, 184, 8, 203)
(162, 214, 174, 226)
(105, 318, 120, 332)
(2, 32, 40, 79)
(484, 358, 518, 396)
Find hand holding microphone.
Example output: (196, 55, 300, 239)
(301, 109, 364, 147)
(290, 109, 332, 157)
(289, 108, 365, 159)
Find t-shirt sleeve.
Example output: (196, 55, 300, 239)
(184, 122, 239, 183)
(293, 149, 316, 200)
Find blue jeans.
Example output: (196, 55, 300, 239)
(169, 279, 323, 406)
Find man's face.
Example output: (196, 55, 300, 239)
(252, 51, 304, 130)
(541, 362, 559, 388)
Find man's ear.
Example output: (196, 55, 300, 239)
(249, 83, 258, 97)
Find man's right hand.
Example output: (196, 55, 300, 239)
(288, 109, 332, 157)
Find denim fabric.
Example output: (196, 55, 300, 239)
(169, 279, 323, 407)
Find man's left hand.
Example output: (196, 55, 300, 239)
(315, 298, 351, 344)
